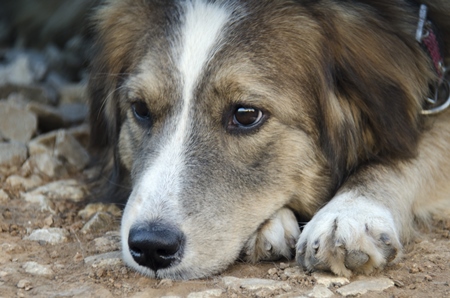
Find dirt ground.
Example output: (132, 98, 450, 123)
(0, 166, 449, 298)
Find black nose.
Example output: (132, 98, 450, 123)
(128, 222, 185, 271)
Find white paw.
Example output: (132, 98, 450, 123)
(242, 208, 300, 262)
(296, 192, 402, 277)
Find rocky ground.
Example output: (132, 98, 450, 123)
(1, 34, 450, 298)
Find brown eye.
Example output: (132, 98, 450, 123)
(233, 107, 263, 127)
(226, 105, 267, 134)
(132, 101, 151, 121)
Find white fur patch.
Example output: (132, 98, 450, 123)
(296, 191, 402, 277)
(244, 207, 300, 262)
(121, 0, 233, 276)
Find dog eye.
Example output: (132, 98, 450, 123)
(227, 106, 266, 133)
(233, 107, 262, 126)
(131, 101, 151, 122)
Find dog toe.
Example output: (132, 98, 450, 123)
(243, 207, 300, 262)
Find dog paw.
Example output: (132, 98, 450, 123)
(296, 192, 402, 277)
(242, 208, 300, 262)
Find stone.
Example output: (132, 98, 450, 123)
(5, 174, 43, 191)
(28, 130, 58, 156)
(54, 130, 90, 170)
(26, 101, 65, 131)
(0, 189, 10, 203)
(24, 228, 69, 244)
(67, 124, 90, 147)
(0, 84, 58, 106)
(22, 179, 86, 202)
(336, 278, 395, 296)
(222, 276, 291, 292)
(16, 279, 32, 291)
(22, 261, 54, 277)
(84, 251, 123, 268)
(30, 153, 67, 178)
(58, 103, 88, 124)
(0, 102, 37, 142)
(283, 267, 306, 279)
(312, 272, 350, 287)
(187, 289, 223, 298)
(78, 203, 122, 220)
(0, 142, 28, 167)
(59, 83, 87, 104)
(81, 212, 115, 233)
(93, 231, 121, 253)
(0, 55, 35, 85)
(308, 285, 334, 298)
(21, 192, 54, 211)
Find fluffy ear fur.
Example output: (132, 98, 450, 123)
(314, 1, 436, 183)
(88, 0, 153, 203)
(88, 0, 151, 151)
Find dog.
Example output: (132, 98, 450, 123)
(88, 0, 450, 279)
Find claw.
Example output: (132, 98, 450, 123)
(380, 233, 391, 245)
(312, 240, 320, 250)
(345, 250, 369, 270)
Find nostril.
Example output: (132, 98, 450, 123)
(128, 222, 185, 272)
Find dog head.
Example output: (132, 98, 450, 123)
(89, 0, 433, 279)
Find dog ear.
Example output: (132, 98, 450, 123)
(317, 8, 435, 183)
(87, 1, 151, 204)
(88, 1, 150, 150)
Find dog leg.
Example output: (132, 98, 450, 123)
(243, 207, 300, 262)
(296, 119, 450, 276)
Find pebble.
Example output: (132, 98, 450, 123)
(22, 261, 54, 277)
(5, 174, 43, 191)
(308, 285, 334, 298)
(312, 272, 350, 287)
(78, 203, 122, 220)
(30, 153, 67, 178)
(336, 278, 394, 296)
(58, 102, 88, 124)
(0, 55, 36, 85)
(81, 212, 116, 233)
(0, 189, 10, 203)
(187, 289, 223, 298)
(0, 102, 37, 142)
(21, 192, 54, 211)
(222, 276, 291, 292)
(84, 251, 122, 266)
(0, 142, 28, 167)
(93, 231, 121, 253)
(28, 130, 58, 156)
(24, 228, 69, 244)
(22, 179, 86, 202)
(26, 101, 65, 131)
(16, 279, 33, 291)
(54, 130, 90, 170)
(283, 267, 306, 279)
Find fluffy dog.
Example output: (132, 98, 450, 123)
(88, 0, 450, 279)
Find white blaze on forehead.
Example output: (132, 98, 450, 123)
(179, 0, 232, 108)
(122, 1, 232, 225)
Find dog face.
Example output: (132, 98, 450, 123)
(89, 0, 433, 279)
